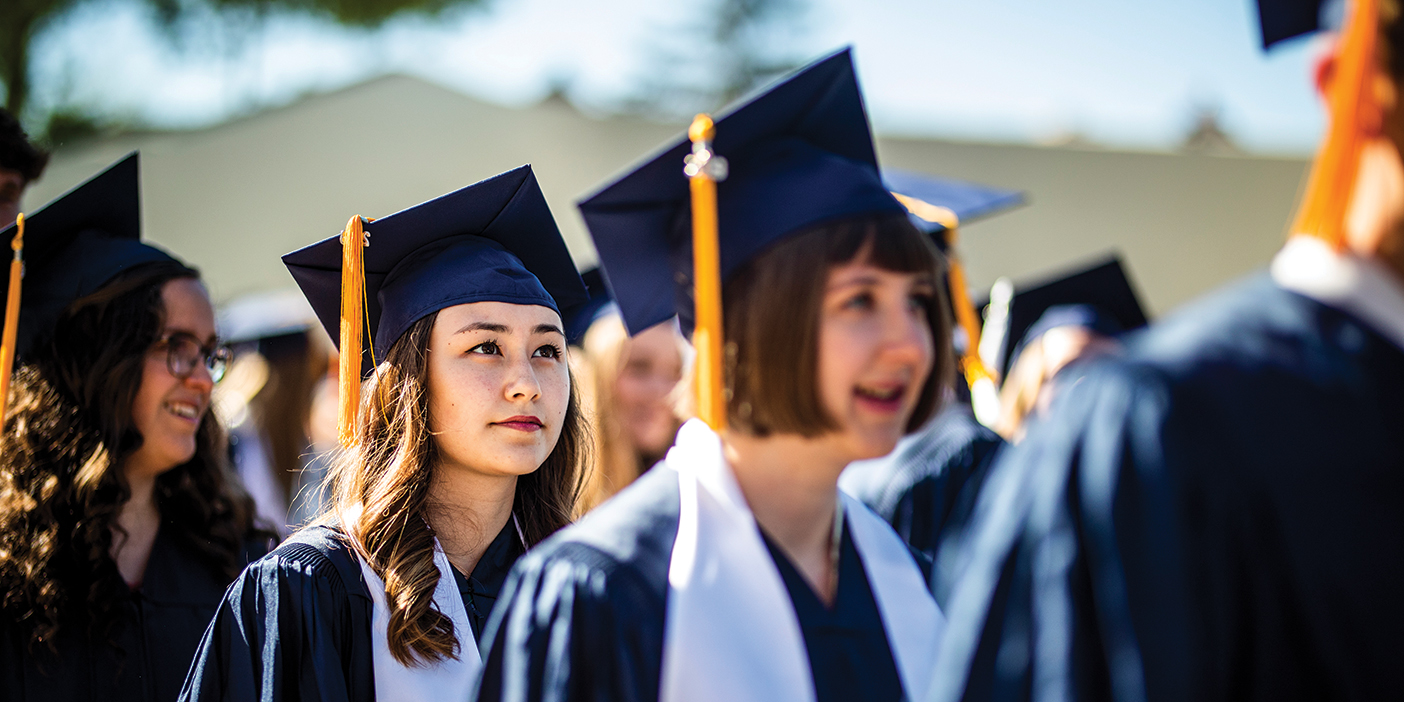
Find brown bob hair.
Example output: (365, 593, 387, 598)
(721, 212, 954, 437)
(325, 309, 587, 667)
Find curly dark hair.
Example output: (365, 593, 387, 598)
(0, 260, 265, 650)
(0, 108, 48, 182)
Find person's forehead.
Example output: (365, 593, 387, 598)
(437, 300, 563, 329)
(161, 278, 216, 335)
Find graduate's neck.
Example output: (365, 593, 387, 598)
(426, 462, 518, 578)
(722, 429, 844, 605)
(111, 465, 161, 589)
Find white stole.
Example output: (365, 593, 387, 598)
(355, 542, 481, 702)
(659, 419, 945, 702)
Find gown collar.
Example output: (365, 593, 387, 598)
(1272, 235, 1404, 351)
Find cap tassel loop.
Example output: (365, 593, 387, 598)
(0, 213, 25, 425)
(685, 114, 729, 431)
(1291, 0, 1379, 248)
(338, 215, 368, 446)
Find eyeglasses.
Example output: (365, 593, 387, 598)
(155, 333, 231, 383)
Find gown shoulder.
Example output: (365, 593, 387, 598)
(473, 466, 681, 702)
(179, 524, 375, 702)
(932, 273, 1404, 702)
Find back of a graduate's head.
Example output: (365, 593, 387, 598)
(720, 212, 954, 438)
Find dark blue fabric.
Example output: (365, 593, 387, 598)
(0, 152, 179, 358)
(761, 522, 904, 702)
(881, 169, 1025, 236)
(282, 165, 586, 371)
(996, 255, 1148, 382)
(449, 519, 527, 642)
(931, 273, 1404, 702)
(1256, 0, 1331, 49)
(178, 525, 375, 702)
(0, 529, 269, 702)
(578, 48, 904, 335)
(841, 403, 1005, 607)
(473, 466, 681, 702)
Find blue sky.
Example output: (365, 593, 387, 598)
(29, 0, 1324, 154)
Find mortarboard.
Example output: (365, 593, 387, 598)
(883, 169, 1025, 242)
(283, 164, 586, 443)
(993, 255, 1148, 383)
(1256, 0, 1344, 49)
(218, 287, 321, 349)
(0, 152, 175, 360)
(285, 164, 586, 370)
(579, 47, 903, 337)
(564, 267, 617, 347)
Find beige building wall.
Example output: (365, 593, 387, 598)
(21, 74, 1310, 319)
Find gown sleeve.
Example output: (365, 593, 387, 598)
(472, 543, 668, 702)
(928, 361, 1197, 702)
(179, 532, 375, 702)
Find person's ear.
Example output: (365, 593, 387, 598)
(1314, 44, 1339, 98)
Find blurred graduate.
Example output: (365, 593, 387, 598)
(179, 165, 588, 702)
(839, 170, 1023, 606)
(474, 49, 947, 702)
(0, 154, 274, 702)
(930, 1, 1404, 700)
(568, 268, 687, 514)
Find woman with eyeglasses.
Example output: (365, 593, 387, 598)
(0, 155, 273, 702)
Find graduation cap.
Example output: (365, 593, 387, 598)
(283, 164, 586, 444)
(993, 255, 1148, 384)
(883, 169, 1025, 242)
(579, 47, 902, 337)
(1256, 0, 1344, 49)
(1255, 0, 1379, 249)
(0, 153, 177, 419)
(563, 267, 617, 347)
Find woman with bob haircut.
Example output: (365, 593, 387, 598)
(474, 49, 950, 702)
(0, 154, 272, 702)
(180, 165, 588, 702)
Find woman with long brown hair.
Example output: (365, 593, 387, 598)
(0, 155, 272, 702)
(180, 165, 588, 702)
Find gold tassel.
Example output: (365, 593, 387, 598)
(338, 215, 367, 446)
(0, 213, 25, 425)
(685, 114, 728, 431)
(1290, 0, 1379, 248)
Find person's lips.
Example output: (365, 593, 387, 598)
(495, 415, 545, 432)
(163, 399, 204, 425)
(854, 382, 906, 414)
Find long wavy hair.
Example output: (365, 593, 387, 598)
(0, 260, 266, 650)
(326, 309, 587, 666)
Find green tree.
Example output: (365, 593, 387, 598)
(0, 0, 483, 120)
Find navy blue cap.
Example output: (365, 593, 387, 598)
(882, 169, 1025, 246)
(1256, 0, 1343, 49)
(995, 255, 1148, 382)
(283, 165, 586, 373)
(0, 152, 177, 357)
(579, 47, 903, 335)
(564, 267, 617, 346)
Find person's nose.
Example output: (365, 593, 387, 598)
(504, 353, 543, 403)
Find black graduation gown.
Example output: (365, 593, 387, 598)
(179, 521, 523, 702)
(840, 402, 1004, 606)
(472, 466, 913, 702)
(0, 529, 270, 702)
(931, 273, 1404, 702)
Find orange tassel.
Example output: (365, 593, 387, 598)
(686, 114, 728, 431)
(338, 215, 367, 446)
(0, 213, 25, 425)
(1290, 0, 1379, 248)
